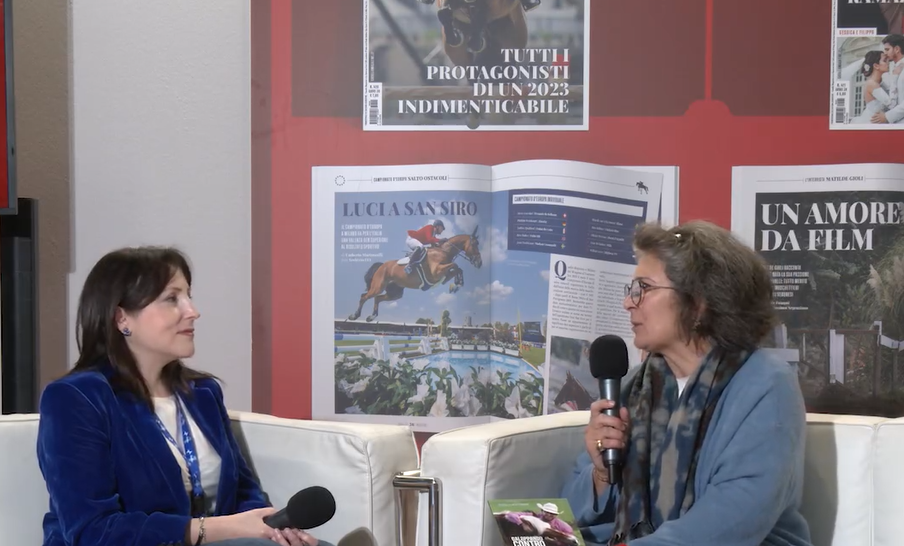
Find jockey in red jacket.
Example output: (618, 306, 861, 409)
(404, 220, 446, 275)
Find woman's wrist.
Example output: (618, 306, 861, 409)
(190, 515, 227, 544)
(592, 465, 610, 494)
(197, 516, 207, 545)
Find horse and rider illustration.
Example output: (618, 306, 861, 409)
(419, 0, 540, 55)
(417, 0, 539, 128)
(348, 221, 484, 323)
(636, 181, 649, 194)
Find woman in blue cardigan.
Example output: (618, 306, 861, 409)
(561, 221, 814, 546)
(37, 247, 342, 546)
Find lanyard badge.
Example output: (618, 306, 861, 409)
(154, 396, 207, 516)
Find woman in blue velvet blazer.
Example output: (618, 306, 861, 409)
(37, 247, 326, 546)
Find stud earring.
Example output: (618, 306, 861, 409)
(122, 328, 132, 337)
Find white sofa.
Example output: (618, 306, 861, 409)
(0, 411, 419, 546)
(411, 412, 902, 546)
(873, 416, 904, 546)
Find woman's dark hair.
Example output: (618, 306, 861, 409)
(863, 50, 883, 77)
(70, 246, 213, 407)
(633, 220, 777, 353)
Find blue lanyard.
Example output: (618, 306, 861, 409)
(154, 396, 206, 516)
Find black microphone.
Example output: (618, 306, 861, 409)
(263, 486, 336, 530)
(588, 334, 629, 486)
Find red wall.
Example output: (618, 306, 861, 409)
(251, 0, 904, 420)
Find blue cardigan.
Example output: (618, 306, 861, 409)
(561, 349, 813, 546)
(37, 364, 269, 546)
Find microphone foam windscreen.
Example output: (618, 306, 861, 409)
(589, 335, 629, 379)
(285, 486, 337, 529)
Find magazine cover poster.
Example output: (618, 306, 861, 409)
(754, 189, 904, 398)
(333, 189, 511, 423)
(488, 498, 585, 546)
(363, 0, 590, 131)
(830, 1, 904, 129)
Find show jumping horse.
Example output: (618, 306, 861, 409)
(425, 0, 529, 129)
(553, 370, 594, 411)
(348, 227, 483, 323)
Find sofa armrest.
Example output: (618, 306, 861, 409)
(0, 414, 44, 546)
(228, 411, 419, 546)
(802, 413, 887, 546)
(417, 412, 589, 546)
(874, 416, 904, 546)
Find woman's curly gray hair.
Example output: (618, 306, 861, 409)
(633, 220, 777, 352)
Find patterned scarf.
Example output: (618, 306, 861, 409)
(609, 348, 750, 544)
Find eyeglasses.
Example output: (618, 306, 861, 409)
(624, 278, 676, 306)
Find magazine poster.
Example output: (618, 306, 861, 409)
(831, 0, 904, 129)
(362, 0, 590, 131)
(311, 159, 678, 432)
(488, 498, 585, 546)
(731, 164, 904, 403)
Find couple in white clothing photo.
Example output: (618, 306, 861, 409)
(854, 34, 904, 125)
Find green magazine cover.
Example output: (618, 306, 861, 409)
(488, 498, 585, 546)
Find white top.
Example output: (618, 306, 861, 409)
(676, 376, 689, 398)
(153, 396, 222, 514)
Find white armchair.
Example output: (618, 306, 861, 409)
(799, 413, 885, 546)
(0, 414, 43, 546)
(413, 411, 895, 546)
(0, 411, 419, 546)
(414, 412, 588, 546)
(873, 416, 904, 546)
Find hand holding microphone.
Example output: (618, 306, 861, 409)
(261, 486, 379, 546)
(188, 486, 337, 545)
(263, 486, 336, 530)
(586, 400, 630, 487)
(586, 335, 630, 487)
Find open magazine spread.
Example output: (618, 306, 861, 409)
(311, 160, 677, 432)
(732, 164, 904, 405)
(831, 0, 904, 129)
(363, 0, 590, 131)
(488, 498, 585, 546)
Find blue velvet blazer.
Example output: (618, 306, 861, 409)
(36, 362, 268, 546)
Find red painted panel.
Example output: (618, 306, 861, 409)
(253, 0, 904, 417)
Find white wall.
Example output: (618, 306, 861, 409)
(69, 1, 252, 409)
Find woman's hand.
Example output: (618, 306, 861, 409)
(272, 528, 319, 545)
(584, 399, 631, 489)
(202, 507, 283, 542)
